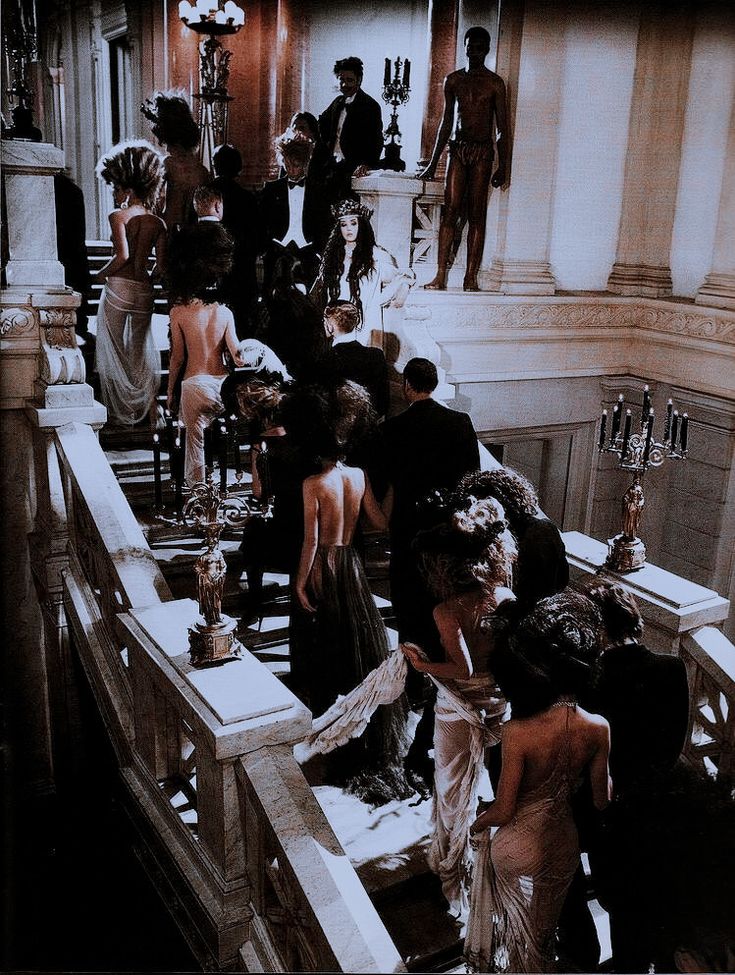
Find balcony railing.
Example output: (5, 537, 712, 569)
(55, 421, 404, 972)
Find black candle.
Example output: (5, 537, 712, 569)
(611, 404, 621, 441)
(598, 410, 607, 450)
(641, 386, 651, 429)
(153, 433, 162, 509)
(664, 399, 673, 442)
(621, 409, 632, 460)
(642, 411, 654, 465)
(384, 57, 391, 87)
(404, 58, 411, 88)
(680, 413, 689, 453)
(231, 415, 242, 475)
(219, 421, 228, 494)
(174, 429, 183, 515)
(671, 410, 680, 450)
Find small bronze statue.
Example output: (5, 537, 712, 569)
(195, 541, 227, 626)
(419, 26, 509, 292)
(622, 477, 645, 541)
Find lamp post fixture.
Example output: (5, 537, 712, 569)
(178, 0, 245, 166)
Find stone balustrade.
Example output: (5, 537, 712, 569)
(53, 421, 404, 972)
(681, 626, 735, 784)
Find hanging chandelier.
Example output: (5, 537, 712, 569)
(178, 0, 245, 33)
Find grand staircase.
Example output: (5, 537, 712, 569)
(84, 241, 609, 973)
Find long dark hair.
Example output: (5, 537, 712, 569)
(314, 215, 376, 325)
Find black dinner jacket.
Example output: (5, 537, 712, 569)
(382, 398, 480, 548)
(318, 88, 384, 172)
(258, 176, 330, 255)
(514, 514, 570, 611)
(332, 341, 390, 418)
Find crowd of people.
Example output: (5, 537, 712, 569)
(83, 60, 735, 975)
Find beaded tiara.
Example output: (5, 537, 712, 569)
(331, 198, 373, 221)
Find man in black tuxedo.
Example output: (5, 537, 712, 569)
(259, 134, 331, 291)
(325, 300, 389, 418)
(318, 56, 384, 194)
(211, 144, 259, 338)
(383, 358, 480, 658)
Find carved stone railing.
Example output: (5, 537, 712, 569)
(681, 627, 735, 784)
(53, 423, 403, 972)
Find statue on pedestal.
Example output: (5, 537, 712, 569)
(622, 476, 645, 540)
(419, 26, 509, 292)
(195, 540, 227, 626)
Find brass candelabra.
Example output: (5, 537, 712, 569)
(598, 385, 689, 573)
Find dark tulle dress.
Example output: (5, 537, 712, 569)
(308, 543, 412, 805)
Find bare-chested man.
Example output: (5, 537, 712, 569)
(419, 26, 509, 292)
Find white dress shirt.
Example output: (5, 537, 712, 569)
(277, 181, 309, 249)
(334, 93, 356, 162)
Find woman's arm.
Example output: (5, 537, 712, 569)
(590, 719, 612, 811)
(167, 312, 186, 410)
(377, 250, 416, 307)
(223, 313, 245, 366)
(95, 211, 129, 281)
(470, 723, 525, 831)
(360, 474, 388, 532)
(295, 479, 319, 613)
(401, 602, 473, 679)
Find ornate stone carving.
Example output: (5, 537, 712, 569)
(39, 308, 77, 348)
(0, 306, 35, 336)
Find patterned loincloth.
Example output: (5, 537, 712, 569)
(449, 139, 494, 168)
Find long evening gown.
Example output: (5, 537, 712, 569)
(307, 543, 411, 805)
(429, 614, 507, 919)
(465, 703, 580, 974)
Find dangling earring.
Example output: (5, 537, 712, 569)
(120, 194, 130, 210)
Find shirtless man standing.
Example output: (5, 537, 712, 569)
(419, 26, 509, 292)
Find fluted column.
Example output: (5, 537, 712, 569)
(696, 90, 735, 309)
(485, 0, 563, 295)
(607, 3, 695, 297)
(418, 0, 460, 171)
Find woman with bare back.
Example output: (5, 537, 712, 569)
(165, 224, 244, 484)
(289, 384, 411, 803)
(95, 141, 167, 426)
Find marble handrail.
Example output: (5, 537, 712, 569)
(681, 626, 735, 783)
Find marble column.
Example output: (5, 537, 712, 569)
(696, 91, 735, 310)
(484, 0, 563, 295)
(607, 3, 696, 297)
(418, 0, 460, 172)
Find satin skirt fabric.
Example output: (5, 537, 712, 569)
(96, 276, 158, 426)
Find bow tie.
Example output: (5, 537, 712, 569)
(287, 178, 306, 189)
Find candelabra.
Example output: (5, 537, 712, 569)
(178, 0, 245, 167)
(3, 0, 38, 119)
(379, 56, 411, 172)
(598, 385, 689, 573)
(181, 471, 271, 666)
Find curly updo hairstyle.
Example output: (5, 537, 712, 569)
(141, 90, 200, 150)
(455, 467, 540, 529)
(492, 589, 604, 718)
(95, 140, 164, 210)
(416, 496, 517, 602)
(582, 579, 644, 644)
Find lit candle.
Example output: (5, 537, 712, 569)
(404, 58, 411, 88)
(664, 399, 673, 442)
(642, 411, 654, 465)
(611, 404, 621, 441)
(671, 410, 679, 450)
(153, 433, 163, 509)
(219, 420, 228, 494)
(384, 57, 391, 87)
(621, 409, 632, 460)
(178, 0, 190, 21)
(680, 413, 689, 453)
(598, 410, 607, 450)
